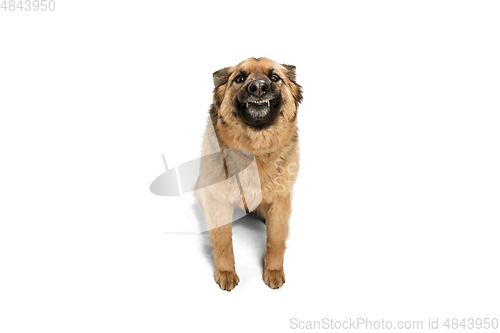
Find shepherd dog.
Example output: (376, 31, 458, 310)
(194, 57, 303, 291)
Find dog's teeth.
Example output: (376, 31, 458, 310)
(247, 99, 272, 106)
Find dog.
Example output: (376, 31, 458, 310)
(194, 57, 302, 291)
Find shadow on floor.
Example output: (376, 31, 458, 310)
(191, 203, 267, 271)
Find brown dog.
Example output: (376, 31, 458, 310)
(194, 57, 302, 291)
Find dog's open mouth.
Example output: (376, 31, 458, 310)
(245, 99, 272, 119)
(238, 97, 280, 121)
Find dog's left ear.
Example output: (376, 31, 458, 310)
(282, 64, 297, 82)
(213, 67, 231, 87)
(282, 64, 302, 108)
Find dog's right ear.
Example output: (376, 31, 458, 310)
(213, 67, 231, 87)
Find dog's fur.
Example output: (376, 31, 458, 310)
(195, 57, 302, 290)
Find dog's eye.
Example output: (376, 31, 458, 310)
(270, 74, 280, 82)
(235, 75, 246, 83)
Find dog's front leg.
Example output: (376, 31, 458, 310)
(263, 195, 291, 289)
(204, 195, 239, 291)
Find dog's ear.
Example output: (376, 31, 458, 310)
(212, 67, 231, 108)
(282, 64, 297, 82)
(282, 64, 302, 108)
(213, 67, 231, 87)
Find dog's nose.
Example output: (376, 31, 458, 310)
(247, 80, 270, 98)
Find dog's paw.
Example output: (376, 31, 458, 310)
(214, 270, 240, 291)
(263, 268, 285, 289)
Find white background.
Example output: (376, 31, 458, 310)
(1, 1, 499, 332)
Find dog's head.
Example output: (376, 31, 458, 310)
(212, 57, 302, 131)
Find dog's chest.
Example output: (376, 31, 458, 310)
(255, 154, 299, 201)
